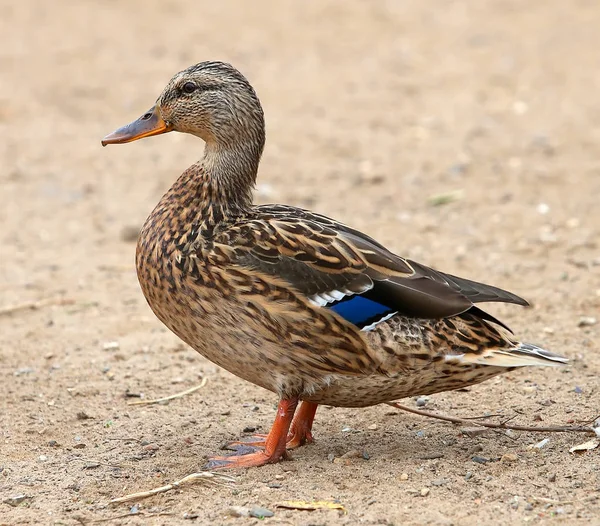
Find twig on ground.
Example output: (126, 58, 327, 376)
(109, 471, 235, 504)
(127, 377, 208, 406)
(0, 296, 74, 317)
(386, 402, 597, 435)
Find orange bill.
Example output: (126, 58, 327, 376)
(101, 105, 172, 146)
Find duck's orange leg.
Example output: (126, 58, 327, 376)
(207, 398, 298, 469)
(287, 401, 318, 448)
(226, 401, 318, 451)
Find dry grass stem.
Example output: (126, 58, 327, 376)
(109, 471, 235, 504)
(127, 377, 208, 406)
(386, 402, 597, 435)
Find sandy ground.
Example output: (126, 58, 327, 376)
(1, 1, 600, 524)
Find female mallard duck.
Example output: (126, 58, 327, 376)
(102, 61, 566, 468)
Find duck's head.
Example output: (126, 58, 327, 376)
(102, 61, 265, 150)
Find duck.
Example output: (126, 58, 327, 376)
(102, 61, 567, 468)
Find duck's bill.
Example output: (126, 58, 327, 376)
(101, 105, 172, 146)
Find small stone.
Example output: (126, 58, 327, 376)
(529, 438, 549, 449)
(102, 341, 120, 351)
(536, 203, 550, 215)
(38, 455, 48, 461)
(73, 443, 86, 449)
(367, 423, 378, 430)
(48, 440, 59, 447)
(183, 511, 199, 520)
(242, 426, 256, 433)
(471, 456, 489, 464)
(501, 453, 518, 464)
(524, 503, 534, 511)
(578, 316, 597, 327)
(267, 483, 282, 489)
(143, 444, 159, 452)
(76, 411, 92, 420)
(3, 494, 31, 507)
(327, 453, 335, 462)
(548, 473, 556, 482)
(465, 472, 473, 481)
(431, 478, 447, 486)
(415, 396, 429, 407)
(249, 506, 274, 518)
(399, 473, 409, 481)
(420, 488, 430, 497)
(275, 474, 284, 480)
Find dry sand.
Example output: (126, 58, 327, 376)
(1, 1, 599, 524)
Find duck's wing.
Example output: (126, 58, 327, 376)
(215, 205, 527, 332)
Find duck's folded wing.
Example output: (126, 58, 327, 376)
(220, 205, 527, 328)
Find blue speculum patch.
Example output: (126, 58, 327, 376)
(329, 294, 395, 329)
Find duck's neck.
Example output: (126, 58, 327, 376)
(160, 136, 264, 234)
(199, 139, 263, 212)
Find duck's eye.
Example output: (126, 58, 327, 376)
(182, 82, 198, 94)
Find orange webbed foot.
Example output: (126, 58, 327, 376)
(208, 398, 300, 470)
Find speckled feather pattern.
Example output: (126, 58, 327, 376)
(115, 61, 566, 412)
(137, 163, 542, 407)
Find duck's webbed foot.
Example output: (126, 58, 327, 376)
(207, 398, 300, 469)
(223, 401, 319, 452)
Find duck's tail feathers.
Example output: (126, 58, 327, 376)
(451, 342, 568, 368)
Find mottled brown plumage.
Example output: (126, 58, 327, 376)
(102, 61, 567, 468)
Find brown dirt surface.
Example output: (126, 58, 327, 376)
(2, 1, 599, 524)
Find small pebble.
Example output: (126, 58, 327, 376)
(367, 423, 378, 430)
(501, 453, 518, 464)
(249, 506, 274, 518)
(415, 396, 429, 407)
(548, 474, 556, 482)
(242, 426, 256, 433)
(267, 483, 282, 489)
(48, 440, 59, 447)
(536, 203, 550, 215)
(524, 503, 534, 511)
(465, 472, 473, 481)
(183, 511, 199, 520)
(529, 438, 549, 449)
(76, 411, 92, 420)
(102, 341, 120, 351)
(578, 316, 597, 327)
(3, 494, 31, 507)
(275, 474, 284, 480)
(399, 473, 409, 481)
(38, 455, 48, 462)
(73, 443, 86, 449)
(420, 488, 430, 497)
(431, 478, 447, 486)
(471, 456, 489, 464)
